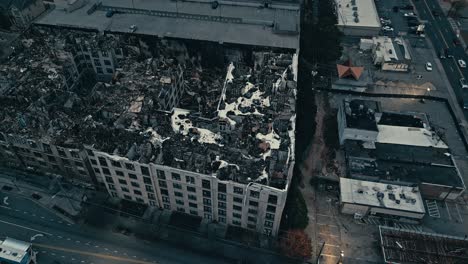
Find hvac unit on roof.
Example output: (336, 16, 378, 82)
(353, 11, 358, 17)
(354, 17, 359, 23)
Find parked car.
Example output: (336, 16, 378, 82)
(432, 10, 440, 17)
(404, 12, 417, 17)
(445, 48, 454, 58)
(460, 78, 468, 89)
(425, 62, 433, 71)
(458, 59, 467, 68)
(462, 89, 468, 109)
(382, 26, 394, 32)
(453, 38, 461, 46)
(401, 5, 414, 10)
(439, 49, 446, 59)
(380, 18, 392, 25)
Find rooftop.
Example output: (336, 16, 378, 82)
(335, 0, 380, 28)
(379, 226, 468, 263)
(0, 28, 297, 189)
(340, 178, 425, 213)
(377, 112, 426, 128)
(376, 125, 448, 148)
(373, 37, 411, 62)
(35, 0, 300, 50)
(0, 237, 31, 263)
(343, 99, 380, 131)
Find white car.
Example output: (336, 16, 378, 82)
(458, 59, 466, 68)
(382, 26, 394, 32)
(461, 78, 468, 89)
(129, 24, 137, 33)
(425, 62, 433, 71)
(404, 12, 417, 17)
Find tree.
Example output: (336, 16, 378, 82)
(279, 229, 312, 259)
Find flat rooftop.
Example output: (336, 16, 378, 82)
(0, 237, 30, 263)
(343, 99, 380, 131)
(376, 125, 448, 148)
(340, 178, 425, 214)
(335, 0, 380, 28)
(0, 29, 297, 189)
(35, 0, 300, 50)
(379, 226, 468, 263)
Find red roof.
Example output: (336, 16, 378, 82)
(337, 64, 364, 80)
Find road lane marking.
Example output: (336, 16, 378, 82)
(34, 243, 157, 264)
(317, 223, 339, 228)
(317, 213, 333, 217)
(324, 244, 340, 248)
(0, 205, 11, 210)
(0, 219, 52, 236)
(321, 253, 339, 258)
(319, 232, 340, 238)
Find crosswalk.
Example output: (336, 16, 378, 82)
(426, 200, 441, 218)
(447, 18, 458, 34)
(360, 216, 423, 232)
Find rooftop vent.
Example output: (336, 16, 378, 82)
(354, 17, 359, 23)
(357, 189, 364, 194)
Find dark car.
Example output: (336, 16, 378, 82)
(445, 48, 454, 58)
(393, 6, 399, 12)
(401, 5, 414, 10)
(432, 10, 440, 17)
(106, 10, 114, 17)
(453, 38, 461, 46)
(407, 21, 420, 27)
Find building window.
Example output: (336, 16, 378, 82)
(141, 166, 150, 176)
(101, 51, 109, 57)
(86, 149, 95, 157)
(203, 198, 211, 205)
(102, 168, 110, 175)
(177, 207, 185, 213)
(202, 179, 210, 189)
(264, 229, 272, 236)
(266, 213, 275, 220)
(233, 187, 243, 195)
(218, 201, 226, 209)
(232, 220, 241, 226)
(267, 205, 276, 213)
(149, 200, 157, 206)
(131, 182, 140, 188)
(203, 206, 211, 212)
(173, 183, 182, 189)
(58, 149, 67, 157)
(174, 191, 183, 197)
(106, 68, 113, 74)
(233, 213, 241, 219)
(145, 185, 154, 192)
(218, 217, 226, 223)
(104, 60, 111, 66)
(218, 209, 226, 216)
(96, 67, 103, 74)
(110, 192, 118, 198)
(105, 176, 114, 183)
(176, 200, 184, 205)
(115, 170, 124, 177)
(118, 179, 127, 185)
(98, 157, 108, 167)
(134, 190, 142, 196)
(202, 190, 211, 198)
(121, 187, 129, 193)
(190, 210, 198, 216)
(125, 163, 135, 171)
(218, 193, 226, 201)
(264, 220, 274, 228)
(143, 177, 152, 184)
(124, 195, 132, 200)
(162, 196, 170, 203)
(90, 159, 97, 165)
(248, 216, 256, 223)
(185, 175, 195, 184)
(157, 170, 166, 179)
(248, 209, 257, 215)
(129, 173, 137, 180)
(70, 151, 80, 159)
(233, 205, 242, 211)
(161, 189, 169, 196)
(108, 184, 116, 190)
(93, 168, 100, 174)
(233, 197, 242, 204)
(218, 183, 226, 193)
(247, 224, 256, 229)
(164, 204, 171, 210)
(189, 202, 197, 208)
(148, 193, 156, 200)
(188, 194, 197, 201)
(249, 200, 258, 207)
(250, 190, 260, 198)
(204, 213, 212, 219)
(187, 186, 196, 192)
(172, 173, 181, 181)
(136, 198, 144, 203)
(268, 194, 278, 204)
(158, 180, 167, 188)
(94, 59, 101, 66)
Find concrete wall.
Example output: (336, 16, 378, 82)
(341, 203, 369, 215)
(87, 148, 289, 236)
(370, 207, 424, 220)
(338, 25, 381, 37)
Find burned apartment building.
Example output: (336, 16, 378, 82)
(338, 99, 466, 201)
(0, 26, 297, 236)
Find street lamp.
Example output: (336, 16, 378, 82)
(426, 87, 431, 96)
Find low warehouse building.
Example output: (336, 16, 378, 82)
(335, 0, 381, 36)
(340, 178, 425, 220)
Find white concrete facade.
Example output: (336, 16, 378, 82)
(87, 148, 290, 236)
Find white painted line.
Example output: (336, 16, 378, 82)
(455, 203, 463, 223)
(321, 253, 339, 258)
(3, 197, 9, 205)
(317, 223, 339, 228)
(319, 232, 340, 238)
(0, 219, 52, 236)
(445, 201, 452, 221)
(324, 244, 340, 248)
(317, 213, 333, 217)
(30, 233, 44, 241)
(0, 205, 11, 210)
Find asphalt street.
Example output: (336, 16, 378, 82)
(413, 0, 468, 101)
(0, 191, 231, 264)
